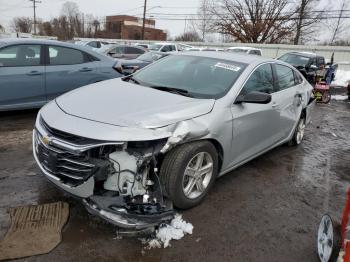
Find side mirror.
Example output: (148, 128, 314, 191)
(235, 91, 272, 104)
(310, 64, 318, 70)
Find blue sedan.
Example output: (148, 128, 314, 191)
(0, 38, 122, 111)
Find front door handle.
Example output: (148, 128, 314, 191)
(79, 67, 93, 72)
(27, 70, 42, 76)
(272, 102, 278, 108)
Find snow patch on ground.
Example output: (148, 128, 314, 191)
(331, 95, 348, 101)
(333, 69, 350, 87)
(143, 214, 193, 249)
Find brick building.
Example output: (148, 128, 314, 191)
(104, 15, 166, 40)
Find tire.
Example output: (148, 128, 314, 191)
(289, 116, 306, 146)
(160, 141, 218, 209)
(322, 91, 331, 104)
(316, 214, 341, 262)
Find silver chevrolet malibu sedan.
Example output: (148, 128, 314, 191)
(33, 52, 315, 229)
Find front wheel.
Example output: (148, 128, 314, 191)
(160, 141, 218, 209)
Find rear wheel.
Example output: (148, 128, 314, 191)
(289, 116, 306, 146)
(160, 141, 218, 209)
(322, 91, 331, 104)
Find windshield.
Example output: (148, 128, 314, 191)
(148, 44, 163, 51)
(137, 52, 162, 62)
(278, 54, 311, 67)
(132, 55, 247, 99)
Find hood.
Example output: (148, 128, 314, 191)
(55, 78, 215, 129)
(119, 58, 149, 65)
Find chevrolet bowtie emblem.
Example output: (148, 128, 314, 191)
(42, 136, 50, 145)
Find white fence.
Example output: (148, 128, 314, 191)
(75, 37, 350, 71)
(0, 32, 57, 40)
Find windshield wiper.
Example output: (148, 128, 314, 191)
(122, 75, 140, 85)
(149, 86, 193, 97)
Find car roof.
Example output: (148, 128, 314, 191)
(0, 38, 83, 48)
(227, 46, 261, 51)
(283, 51, 318, 58)
(179, 51, 273, 65)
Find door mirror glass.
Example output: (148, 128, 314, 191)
(235, 91, 272, 104)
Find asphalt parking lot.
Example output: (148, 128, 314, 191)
(0, 100, 349, 262)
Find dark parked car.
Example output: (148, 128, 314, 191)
(114, 51, 170, 75)
(102, 44, 147, 60)
(347, 82, 350, 100)
(0, 38, 122, 111)
(277, 52, 325, 84)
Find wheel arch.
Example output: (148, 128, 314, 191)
(203, 138, 224, 173)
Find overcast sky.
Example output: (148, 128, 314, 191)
(0, 0, 201, 37)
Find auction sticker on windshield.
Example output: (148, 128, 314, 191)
(214, 62, 241, 72)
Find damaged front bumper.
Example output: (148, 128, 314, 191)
(33, 123, 174, 230)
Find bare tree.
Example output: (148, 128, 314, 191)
(61, 1, 80, 18)
(191, 0, 214, 41)
(293, 0, 323, 45)
(210, 0, 295, 43)
(92, 19, 100, 37)
(329, 0, 349, 45)
(175, 31, 202, 42)
(12, 17, 33, 33)
(39, 21, 53, 36)
(60, 1, 84, 38)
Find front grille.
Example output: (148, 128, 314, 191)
(35, 130, 96, 186)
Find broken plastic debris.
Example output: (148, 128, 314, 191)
(337, 250, 345, 262)
(143, 214, 193, 249)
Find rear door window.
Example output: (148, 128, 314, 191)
(241, 64, 274, 95)
(112, 46, 124, 54)
(49, 46, 88, 65)
(125, 47, 144, 54)
(0, 44, 41, 67)
(274, 64, 296, 91)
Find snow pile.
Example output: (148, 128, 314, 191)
(333, 69, 350, 87)
(331, 95, 348, 101)
(144, 214, 193, 249)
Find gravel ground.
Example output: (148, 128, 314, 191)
(0, 100, 349, 262)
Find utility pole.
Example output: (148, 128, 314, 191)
(29, 0, 41, 35)
(141, 0, 147, 40)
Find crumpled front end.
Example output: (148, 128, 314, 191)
(32, 94, 214, 229)
(33, 116, 176, 229)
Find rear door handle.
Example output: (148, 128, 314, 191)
(272, 102, 278, 108)
(27, 70, 42, 76)
(79, 67, 93, 72)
